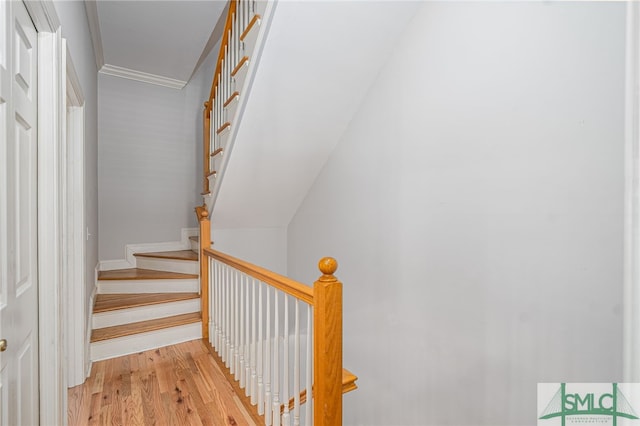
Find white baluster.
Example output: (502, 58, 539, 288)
(231, 270, 238, 375)
(305, 306, 312, 426)
(213, 260, 218, 351)
(257, 281, 264, 414)
(239, 0, 244, 39)
(209, 259, 215, 345)
(245, 274, 251, 395)
(282, 296, 290, 426)
(273, 291, 280, 426)
(216, 71, 221, 133)
(265, 286, 272, 425)
(225, 266, 231, 367)
(250, 278, 257, 403)
(293, 300, 300, 426)
(239, 274, 246, 388)
(232, 12, 237, 80)
(232, 271, 237, 374)
(225, 40, 229, 103)
(220, 264, 225, 359)
(216, 261, 221, 353)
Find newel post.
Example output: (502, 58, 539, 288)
(196, 205, 211, 340)
(313, 257, 343, 426)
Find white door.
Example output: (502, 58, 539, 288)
(0, 0, 39, 424)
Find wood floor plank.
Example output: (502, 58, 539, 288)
(98, 268, 198, 281)
(69, 340, 255, 425)
(91, 312, 201, 342)
(134, 250, 198, 261)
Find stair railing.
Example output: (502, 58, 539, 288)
(201, 245, 357, 425)
(202, 0, 263, 204)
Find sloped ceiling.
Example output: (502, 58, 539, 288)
(212, 1, 422, 229)
(86, 0, 227, 88)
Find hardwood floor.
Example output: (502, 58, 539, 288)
(68, 339, 257, 426)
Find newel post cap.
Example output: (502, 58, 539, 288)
(318, 257, 338, 282)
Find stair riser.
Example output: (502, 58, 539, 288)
(241, 16, 261, 60)
(98, 278, 199, 294)
(225, 96, 239, 125)
(190, 239, 199, 253)
(90, 322, 202, 362)
(93, 299, 201, 329)
(135, 257, 198, 275)
(232, 63, 249, 97)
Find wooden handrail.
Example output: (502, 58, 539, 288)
(202, 103, 211, 194)
(203, 248, 314, 304)
(208, 0, 238, 107)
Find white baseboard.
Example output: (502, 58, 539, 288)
(99, 227, 198, 271)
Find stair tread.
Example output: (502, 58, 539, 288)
(91, 312, 201, 342)
(98, 268, 198, 281)
(94, 293, 199, 313)
(133, 250, 198, 261)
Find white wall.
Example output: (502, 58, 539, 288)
(98, 75, 203, 259)
(53, 0, 98, 318)
(287, 3, 626, 425)
(97, 35, 222, 260)
(212, 227, 287, 275)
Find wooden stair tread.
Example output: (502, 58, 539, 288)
(281, 367, 358, 413)
(98, 268, 198, 281)
(133, 250, 198, 261)
(342, 368, 358, 394)
(94, 293, 199, 313)
(91, 312, 201, 342)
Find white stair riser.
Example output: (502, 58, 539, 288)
(135, 257, 198, 274)
(98, 278, 199, 294)
(241, 16, 261, 60)
(218, 126, 231, 151)
(233, 62, 249, 96)
(93, 299, 201, 329)
(225, 96, 240, 125)
(213, 153, 224, 176)
(190, 239, 199, 253)
(90, 322, 202, 362)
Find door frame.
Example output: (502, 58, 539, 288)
(23, 1, 66, 423)
(625, 1, 640, 382)
(64, 47, 87, 389)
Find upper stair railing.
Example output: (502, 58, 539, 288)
(202, 0, 265, 209)
(196, 0, 358, 423)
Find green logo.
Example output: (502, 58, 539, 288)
(539, 383, 639, 426)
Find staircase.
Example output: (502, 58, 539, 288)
(90, 250, 203, 361)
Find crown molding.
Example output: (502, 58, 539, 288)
(84, 0, 105, 69)
(99, 64, 186, 89)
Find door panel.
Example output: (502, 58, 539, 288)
(0, 0, 38, 424)
(16, 333, 34, 426)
